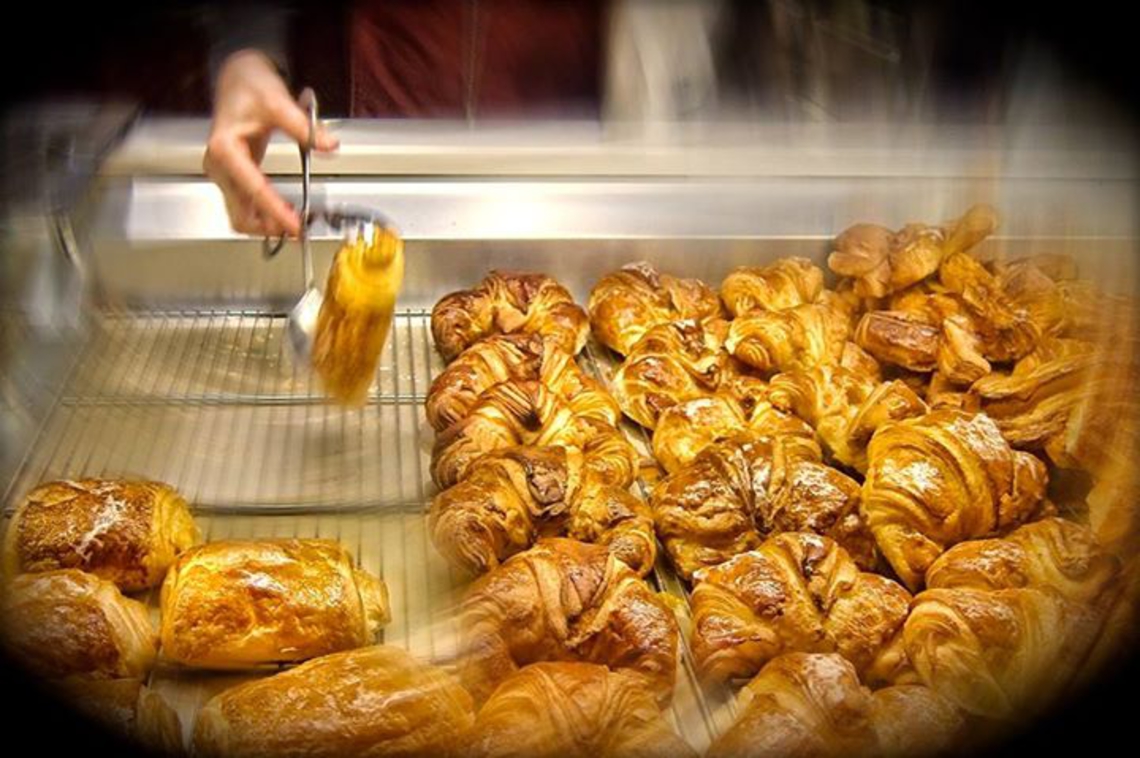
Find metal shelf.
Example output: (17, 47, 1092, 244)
(1, 307, 734, 752)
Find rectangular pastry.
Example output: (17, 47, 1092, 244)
(159, 539, 390, 668)
(0, 569, 157, 679)
(3, 478, 200, 592)
(192, 646, 474, 757)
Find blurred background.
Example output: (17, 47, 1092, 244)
(1, 1, 1137, 756)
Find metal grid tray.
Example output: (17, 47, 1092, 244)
(1, 308, 736, 752)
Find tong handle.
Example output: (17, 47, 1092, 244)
(262, 86, 319, 277)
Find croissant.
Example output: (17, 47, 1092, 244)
(0, 569, 156, 679)
(925, 517, 1121, 605)
(587, 262, 723, 356)
(611, 319, 727, 429)
(861, 410, 1049, 590)
(768, 365, 927, 472)
(719, 258, 824, 317)
(52, 678, 183, 756)
(458, 538, 679, 704)
(432, 271, 590, 362)
(431, 379, 635, 489)
(159, 539, 389, 669)
(2, 478, 199, 592)
(828, 204, 999, 298)
(426, 333, 612, 433)
(992, 255, 1083, 338)
(468, 662, 697, 758)
(725, 303, 851, 376)
(651, 394, 750, 476)
(709, 652, 964, 758)
(650, 430, 876, 580)
(192, 646, 475, 758)
(311, 223, 404, 405)
(937, 252, 1040, 363)
(690, 533, 910, 684)
(429, 444, 656, 576)
(899, 585, 1104, 720)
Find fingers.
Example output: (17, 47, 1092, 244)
(266, 95, 340, 153)
(205, 134, 301, 237)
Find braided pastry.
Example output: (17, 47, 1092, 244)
(828, 204, 998, 298)
(690, 533, 910, 684)
(861, 410, 1049, 590)
(707, 653, 964, 758)
(426, 333, 610, 433)
(588, 262, 723, 356)
(719, 257, 824, 317)
(432, 271, 589, 361)
(430, 379, 635, 489)
(429, 445, 656, 577)
(468, 662, 697, 758)
(650, 430, 876, 580)
(458, 538, 679, 704)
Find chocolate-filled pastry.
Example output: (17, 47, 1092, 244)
(708, 653, 964, 758)
(468, 662, 697, 758)
(53, 677, 183, 755)
(458, 538, 679, 704)
(432, 271, 589, 362)
(430, 379, 636, 489)
(3, 478, 199, 592)
(192, 646, 475, 758)
(650, 430, 875, 580)
(0, 569, 156, 679)
(426, 333, 612, 433)
(690, 534, 909, 684)
(429, 445, 656, 577)
(861, 410, 1049, 590)
(159, 539, 389, 669)
(720, 257, 824, 317)
(588, 262, 722, 356)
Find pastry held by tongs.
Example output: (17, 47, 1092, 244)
(311, 222, 405, 405)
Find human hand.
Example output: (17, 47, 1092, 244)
(203, 50, 339, 237)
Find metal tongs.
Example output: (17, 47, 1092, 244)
(263, 88, 397, 363)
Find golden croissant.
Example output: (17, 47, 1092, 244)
(889, 518, 1121, 719)
(311, 224, 405, 405)
(3, 478, 199, 592)
(432, 271, 590, 362)
(650, 430, 876, 580)
(725, 303, 851, 376)
(426, 332, 615, 433)
(861, 410, 1049, 590)
(0, 569, 157, 679)
(649, 392, 818, 477)
(429, 444, 656, 577)
(707, 652, 964, 758)
(588, 262, 723, 356)
(430, 379, 636, 489)
(768, 364, 927, 472)
(611, 319, 730, 429)
(159, 539, 389, 669)
(193, 646, 475, 758)
(690, 533, 910, 684)
(458, 538, 679, 704)
(719, 257, 824, 317)
(828, 204, 998, 298)
(468, 662, 697, 758)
